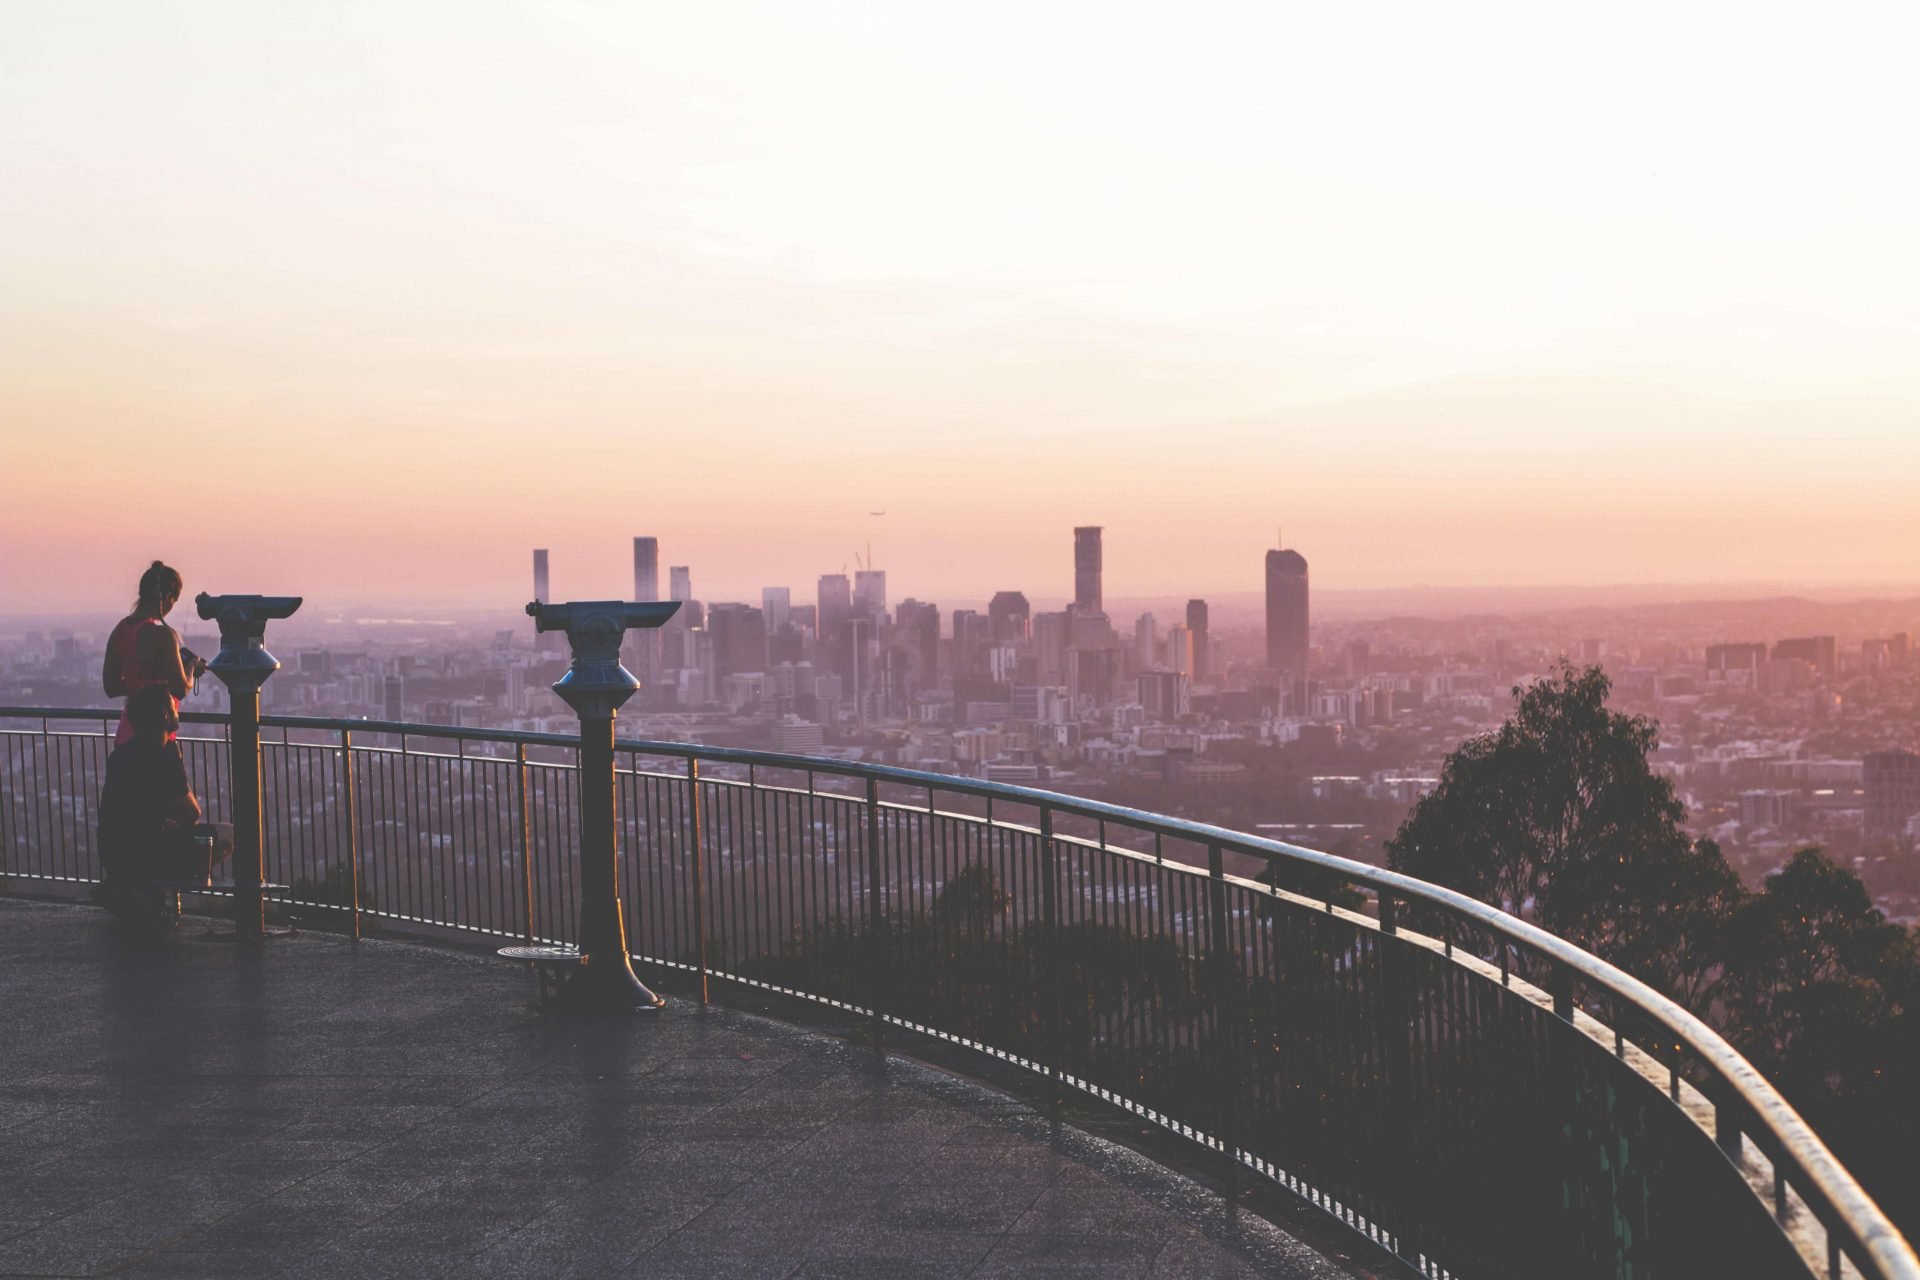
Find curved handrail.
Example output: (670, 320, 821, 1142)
(4, 704, 1914, 1278)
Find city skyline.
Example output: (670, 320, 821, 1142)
(7, 4, 1920, 611)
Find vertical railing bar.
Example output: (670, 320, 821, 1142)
(689, 758, 707, 1006)
(864, 775, 884, 1032)
(1039, 804, 1059, 1094)
(342, 728, 360, 941)
(516, 743, 533, 944)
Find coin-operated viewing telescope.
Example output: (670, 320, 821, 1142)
(193, 592, 303, 941)
(195, 593, 304, 678)
(526, 600, 680, 718)
(525, 598, 680, 1011)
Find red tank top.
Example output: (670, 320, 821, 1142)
(110, 617, 178, 746)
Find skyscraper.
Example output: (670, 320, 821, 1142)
(988, 591, 1031, 643)
(1073, 526, 1102, 615)
(761, 587, 791, 632)
(707, 604, 768, 678)
(1265, 542, 1309, 678)
(1185, 599, 1209, 681)
(632, 538, 658, 602)
(632, 537, 661, 682)
(669, 566, 692, 603)
(818, 574, 853, 686)
(853, 570, 887, 622)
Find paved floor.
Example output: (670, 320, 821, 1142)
(0, 899, 1354, 1279)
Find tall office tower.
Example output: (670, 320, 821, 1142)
(988, 591, 1031, 643)
(707, 604, 768, 679)
(1891, 632, 1912, 668)
(769, 621, 805, 666)
(1265, 542, 1310, 678)
(1185, 599, 1209, 681)
(383, 674, 405, 721)
(630, 537, 661, 680)
(894, 599, 941, 680)
(1033, 612, 1070, 683)
(853, 570, 888, 622)
(632, 538, 659, 600)
(761, 587, 791, 633)
(669, 566, 692, 602)
(1066, 647, 1118, 705)
(1165, 625, 1194, 678)
(818, 574, 853, 684)
(532, 550, 551, 603)
(1072, 526, 1103, 614)
(818, 574, 851, 640)
(1134, 614, 1157, 670)
(951, 609, 988, 678)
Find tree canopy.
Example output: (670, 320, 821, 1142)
(1385, 663, 1738, 1006)
(1384, 665, 1920, 1235)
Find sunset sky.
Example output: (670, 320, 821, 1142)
(4, 2, 1918, 613)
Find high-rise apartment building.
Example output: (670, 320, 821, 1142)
(632, 538, 658, 601)
(1185, 599, 1209, 681)
(1772, 636, 1837, 681)
(1865, 749, 1920, 834)
(988, 591, 1031, 643)
(1265, 543, 1310, 678)
(853, 570, 887, 622)
(818, 574, 853, 685)
(1133, 614, 1157, 670)
(1138, 670, 1190, 722)
(951, 609, 989, 678)
(1165, 625, 1194, 678)
(707, 604, 767, 679)
(1073, 527, 1103, 614)
(761, 587, 791, 632)
(631, 537, 661, 680)
(1705, 643, 1767, 683)
(894, 599, 940, 681)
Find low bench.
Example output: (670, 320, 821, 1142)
(498, 944, 586, 1010)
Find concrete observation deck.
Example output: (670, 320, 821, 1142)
(0, 900, 1359, 1279)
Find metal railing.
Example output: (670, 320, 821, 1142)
(3, 706, 1914, 1280)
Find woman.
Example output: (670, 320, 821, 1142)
(102, 561, 207, 747)
(95, 686, 222, 924)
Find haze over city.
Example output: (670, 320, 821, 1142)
(6, 2, 1920, 611)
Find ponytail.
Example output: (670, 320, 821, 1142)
(134, 560, 183, 615)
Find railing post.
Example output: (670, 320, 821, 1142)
(865, 775, 885, 1035)
(689, 757, 708, 1007)
(1715, 1093, 1745, 1162)
(516, 742, 534, 945)
(1549, 963, 1574, 1022)
(1206, 843, 1239, 1194)
(1040, 805, 1059, 1094)
(341, 728, 360, 942)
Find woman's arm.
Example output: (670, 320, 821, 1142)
(102, 623, 126, 696)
